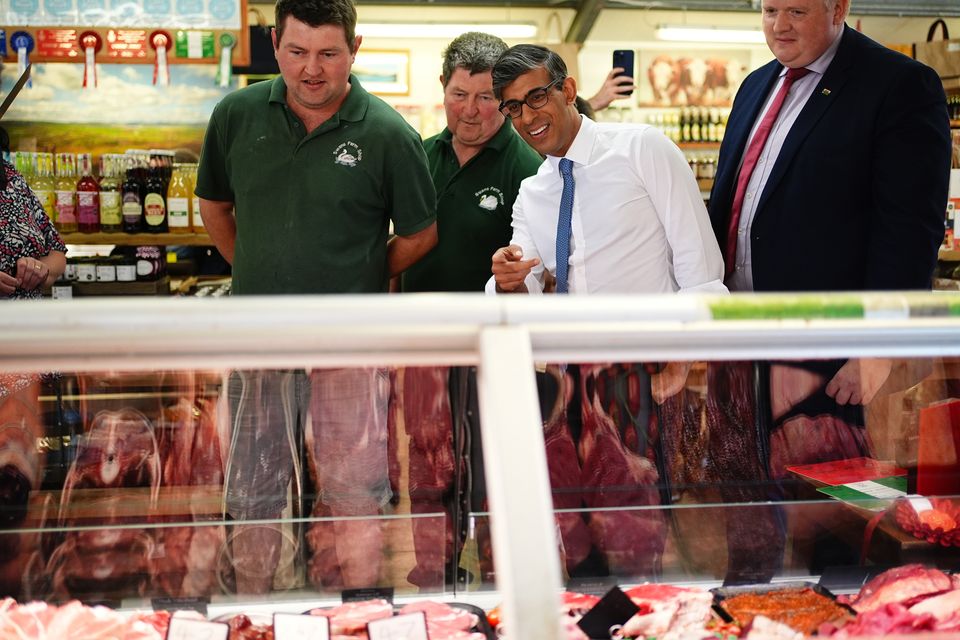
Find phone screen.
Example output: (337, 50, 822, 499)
(612, 49, 635, 96)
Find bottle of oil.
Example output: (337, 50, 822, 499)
(31, 153, 57, 225)
(166, 163, 190, 234)
(121, 158, 143, 234)
(143, 167, 168, 233)
(54, 153, 78, 233)
(99, 154, 122, 233)
(76, 152, 100, 233)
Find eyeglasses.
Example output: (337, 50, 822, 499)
(499, 77, 565, 119)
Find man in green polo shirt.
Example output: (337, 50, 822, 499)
(401, 32, 542, 293)
(195, 0, 436, 595)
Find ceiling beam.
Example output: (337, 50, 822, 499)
(565, 0, 604, 44)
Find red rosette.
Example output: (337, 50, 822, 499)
(894, 497, 960, 547)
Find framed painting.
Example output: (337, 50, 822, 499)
(636, 48, 751, 107)
(354, 49, 410, 96)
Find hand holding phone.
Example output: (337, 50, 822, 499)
(612, 49, 635, 97)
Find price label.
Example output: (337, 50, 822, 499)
(367, 612, 428, 640)
(165, 618, 229, 640)
(273, 613, 330, 640)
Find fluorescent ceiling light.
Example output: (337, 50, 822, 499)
(358, 23, 538, 39)
(656, 25, 765, 44)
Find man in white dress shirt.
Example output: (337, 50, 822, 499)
(488, 44, 727, 296)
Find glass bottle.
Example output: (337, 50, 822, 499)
(55, 153, 78, 233)
(99, 154, 122, 233)
(166, 163, 191, 233)
(121, 159, 143, 234)
(188, 164, 204, 232)
(31, 153, 57, 225)
(143, 167, 168, 233)
(76, 152, 100, 233)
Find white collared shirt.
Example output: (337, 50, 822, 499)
(487, 116, 726, 294)
(727, 27, 844, 292)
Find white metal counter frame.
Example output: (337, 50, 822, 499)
(3, 292, 960, 640)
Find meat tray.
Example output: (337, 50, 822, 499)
(300, 600, 496, 640)
(710, 581, 855, 633)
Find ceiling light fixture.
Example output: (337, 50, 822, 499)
(655, 25, 766, 44)
(358, 23, 538, 40)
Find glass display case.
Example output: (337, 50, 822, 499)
(1, 293, 958, 640)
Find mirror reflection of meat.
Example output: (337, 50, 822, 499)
(578, 365, 665, 578)
(393, 366, 455, 589)
(46, 530, 155, 600)
(60, 408, 161, 510)
(153, 395, 228, 598)
(541, 366, 591, 574)
(305, 368, 390, 591)
(0, 422, 38, 546)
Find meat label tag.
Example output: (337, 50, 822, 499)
(273, 612, 330, 640)
(343, 586, 394, 603)
(367, 612, 429, 640)
(152, 596, 210, 616)
(577, 586, 639, 640)
(165, 618, 229, 640)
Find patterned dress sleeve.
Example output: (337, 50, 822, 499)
(30, 187, 67, 254)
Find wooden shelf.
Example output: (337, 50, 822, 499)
(72, 276, 170, 296)
(678, 142, 721, 150)
(62, 232, 212, 246)
(950, 119, 960, 128)
(28, 485, 225, 523)
(939, 246, 960, 261)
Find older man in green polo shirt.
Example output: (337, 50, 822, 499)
(401, 32, 542, 294)
(195, 0, 436, 595)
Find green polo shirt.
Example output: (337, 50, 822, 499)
(197, 75, 436, 295)
(401, 119, 543, 292)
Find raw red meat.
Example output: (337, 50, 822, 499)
(845, 564, 954, 613)
(309, 598, 394, 635)
(621, 583, 713, 638)
(398, 600, 477, 635)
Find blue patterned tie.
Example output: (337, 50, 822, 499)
(555, 158, 575, 294)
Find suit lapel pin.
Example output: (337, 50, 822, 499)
(821, 88, 831, 96)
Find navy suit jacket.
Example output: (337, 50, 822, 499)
(708, 26, 952, 292)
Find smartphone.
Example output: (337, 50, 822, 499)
(612, 49, 635, 96)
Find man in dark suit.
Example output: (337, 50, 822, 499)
(706, 0, 952, 583)
(710, 0, 951, 405)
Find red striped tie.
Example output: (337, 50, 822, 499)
(724, 66, 810, 279)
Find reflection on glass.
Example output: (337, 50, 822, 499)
(0, 358, 957, 605)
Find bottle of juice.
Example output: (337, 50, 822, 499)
(76, 152, 100, 233)
(121, 158, 143, 234)
(188, 164, 203, 232)
(99, 155, 122, 233)
(55, 153, 78, 233)
(166, 163, 190, 233)
(31, 153, 57, 224)
(143, 167, 168, 233)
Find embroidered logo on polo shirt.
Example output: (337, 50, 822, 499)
(334, 141, 363, 167)
(475, 186, 504, 211)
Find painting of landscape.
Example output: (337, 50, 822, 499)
(1, 62, 233, 155)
